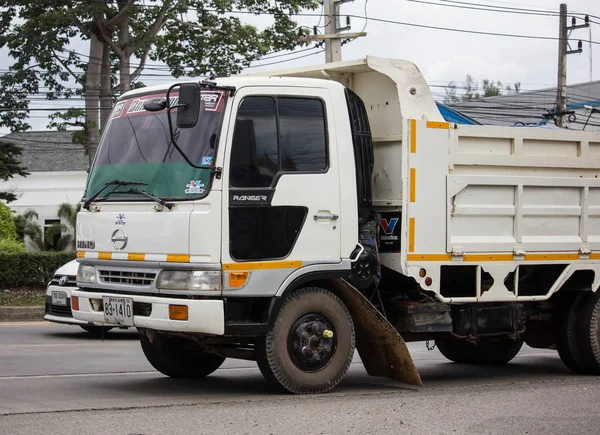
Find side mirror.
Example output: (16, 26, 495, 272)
(177, 83, 201, 129)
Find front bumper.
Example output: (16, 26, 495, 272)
(71, 290, 225, 335)
(43, 313, 90, 326)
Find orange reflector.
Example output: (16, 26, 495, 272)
(71, 296, 80, 311)
(229, 271, 249, 288)
(169, 305, 188, 321)
(419, 268, 427, 278)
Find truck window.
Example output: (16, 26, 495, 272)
(230, 96, 278, 188)
(230, 96, 328, 188)
(278, 98, 327, 172)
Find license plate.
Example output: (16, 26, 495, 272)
(51, 291, 67, 306)
(103, 296, 134, 326)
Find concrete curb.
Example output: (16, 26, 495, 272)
(0, 306, 45, 322)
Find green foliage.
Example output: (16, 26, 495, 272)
(13, 205, 78, 251)
(0, 238, 25, 253)
(444, 75, 522, 104)
(0, 140, 29, 203)
(13, 208, 42, 247)
(0, 251, 76, 288)
(0, 0, 321, 151)
(0, 202, 18, 241)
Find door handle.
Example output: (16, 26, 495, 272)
(313, 214, 339, 221)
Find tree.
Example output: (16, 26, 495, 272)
(444, 75, 521, 102)
(482, 79, 502, 98)
(443, 81, 460, 104)
(0, 201, 18, 241)
(0, 140, 29, 203)
(462, 75, 480, 100)
(0, 1, 321, 165)
(56, 202, 80, 250)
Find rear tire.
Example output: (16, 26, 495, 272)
(80, 325, 113, 335)
(556, 292, 587, 373)
(256, 287, 355, 394)
(140, 334, 225, 378)
(575, 291, 600, 375)
(436, 337, 523, 365)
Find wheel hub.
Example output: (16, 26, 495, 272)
(288, 313, 337, 372)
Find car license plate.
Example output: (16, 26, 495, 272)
(51, 291, 67, 306)
(103, 296, 134, 326)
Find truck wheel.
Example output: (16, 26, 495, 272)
(575, 291, 600, 375)
(436, 337, 523, 365)
(555, 292, 587, 373)
(140, 334, 225, 378)
(256, 287, 355, 394)
(80, 325, 113, 335)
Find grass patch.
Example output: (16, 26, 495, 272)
(0, 288, 45, 306)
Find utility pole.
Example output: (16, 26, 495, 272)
(555, 3, 589, 128)
(301, 0, 367, 63)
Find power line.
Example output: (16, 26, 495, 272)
(407, 0, 562, 17)
(243, 48, 326, 69)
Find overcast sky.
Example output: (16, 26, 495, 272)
(2, 0, 599, 134)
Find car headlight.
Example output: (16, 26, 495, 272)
(77, 265, 97, 284)
(156, 270, 221, 291)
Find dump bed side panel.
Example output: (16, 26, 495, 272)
(380, 120, 600, 302)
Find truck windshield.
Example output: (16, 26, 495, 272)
(84, 89, 227, 201)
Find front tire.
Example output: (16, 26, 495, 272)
(140, 334, 225, 378)
(436, 337, 523, 365)
(256, 287, 355, 394)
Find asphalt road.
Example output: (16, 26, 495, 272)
(1, 322, 599, 435)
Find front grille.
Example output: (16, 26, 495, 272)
(46, 299, 72, 317)
(98, 270, 156, 286)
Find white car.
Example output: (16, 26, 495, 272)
(44, 259, 118, 334)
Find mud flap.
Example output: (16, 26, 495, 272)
(329, 279, 423, 387)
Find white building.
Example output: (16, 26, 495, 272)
(0, 131, 88, 237)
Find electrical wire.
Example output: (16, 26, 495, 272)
(243, 48, 325, 69)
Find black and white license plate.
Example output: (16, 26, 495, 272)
(51, 291, 67, 306)
(102, 296, 134, 326)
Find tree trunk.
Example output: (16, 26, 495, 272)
(85, 31, 103, 167)
(118, 8, 131, 95)
(99, 41, 112, 132)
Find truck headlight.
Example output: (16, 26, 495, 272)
(77, 265, 97, 284)
(156, 270, 221, 291)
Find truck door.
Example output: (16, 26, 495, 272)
(221, 87, 342, 272)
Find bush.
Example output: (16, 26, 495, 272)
(0, 251, 77, 288)
(0, 239, 25, 253)
(0, 202, 18, 242)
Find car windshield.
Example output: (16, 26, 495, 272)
(84, 89, 227, 201)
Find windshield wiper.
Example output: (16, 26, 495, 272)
(82, 179, 148, 210)
(123, 188, 174, 211)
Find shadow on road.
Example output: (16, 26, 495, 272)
(417, 355, 572, 384)
(44, 329, 140, 341)
(92, 355, 578, 398)
(95, 368, 417, 398)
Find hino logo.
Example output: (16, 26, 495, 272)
(233, 195, 268, 202)
(111, 229, 128, 250)
(77, 240, 96, 249)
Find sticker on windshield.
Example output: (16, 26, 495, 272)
(201, 91, 225, 112)
(110, 102, 125, 119)
(201, 156, 213, 165)
(185, 180, 206, 195)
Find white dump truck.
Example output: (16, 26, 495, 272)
(72, 56, 600, 394)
